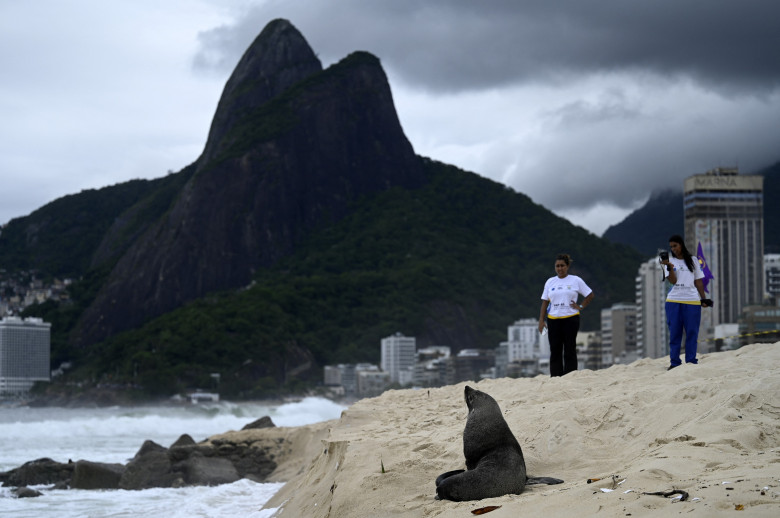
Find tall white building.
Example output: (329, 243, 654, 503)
(503, 318, 549, 363)
(0, 316, 51, 395)
(684, 167, 764, 327)
(635, 258, 670, 359)
(380, 332, 416, 384)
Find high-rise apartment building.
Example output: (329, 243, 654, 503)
(600, 303, 638, 365)
(0, 316, 51, 395)
(684, 167, 764, 327)
(635, 258, 669, 359)
(380, 332, 416, 384)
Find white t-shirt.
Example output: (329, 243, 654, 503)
(666, 255, 704, 304)
(541, 274, 593, 319)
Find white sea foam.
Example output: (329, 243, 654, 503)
(0, 398, 346, 470)
(0, 397, 347, 516)
(0, 479, 284, 518)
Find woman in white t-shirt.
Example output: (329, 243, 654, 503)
(538, 254, 594, 377)
(659, 235, 712, 370)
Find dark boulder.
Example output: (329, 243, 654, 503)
(170, 434, 197, 448)
(168, 442, 214, 463)
(71, 460, 126, 490)
(207, 439, 277, 480)
(134, 439, 168, 457)
(242, 416, 276, 430)
(118, 440, 177, 490)
(2, 430, 288, 491)
(14, 486, 43, 498)
(117, 435, 280, 489)
(1, 458, 73, 487)
(176, 454, 240, 486)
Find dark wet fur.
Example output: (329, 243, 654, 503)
(435, 386, 563, 501)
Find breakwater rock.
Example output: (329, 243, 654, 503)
(1, 416, 333, 495)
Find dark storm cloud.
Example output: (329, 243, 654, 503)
(194, 0, 780, 95)
(188, 0, 780, 234)
(8, 1, 770, 234)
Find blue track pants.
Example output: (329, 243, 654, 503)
(665, 301, 701, 366)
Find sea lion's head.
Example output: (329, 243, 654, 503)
(464, 385, 498, 414)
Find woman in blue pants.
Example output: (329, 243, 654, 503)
(659, 235, 712, 370)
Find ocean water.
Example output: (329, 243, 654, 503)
(0, 397, 348, 517)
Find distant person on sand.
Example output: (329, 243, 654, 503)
(538, 253, 594, 377)
(659, 235, 712, 370)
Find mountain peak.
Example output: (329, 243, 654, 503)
(74, 19, 424, 347)
(200, 19, 322, 164)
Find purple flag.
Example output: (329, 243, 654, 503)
(697, 242, 714, 294)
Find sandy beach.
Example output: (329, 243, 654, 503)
(214, 342, 780, 517)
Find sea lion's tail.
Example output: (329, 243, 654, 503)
(526, 476, 564, 485)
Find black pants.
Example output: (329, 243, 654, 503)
(547, 315, 580, 377)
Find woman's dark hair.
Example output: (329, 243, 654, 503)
(669, 235, 695, 271)
(555, 253, 572, 266)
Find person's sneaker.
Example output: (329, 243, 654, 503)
(667, 365, 679, 371)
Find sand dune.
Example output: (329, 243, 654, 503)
(261, 342, 780, 517)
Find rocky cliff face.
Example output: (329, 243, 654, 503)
(199, 19, 324, 165)
(74, 19, 425, 347)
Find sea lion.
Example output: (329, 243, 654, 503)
(435, 385, 563, 501)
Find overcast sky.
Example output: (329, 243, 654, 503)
(2, 1, 779, 235)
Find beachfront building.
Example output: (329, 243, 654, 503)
(506, 318, 550, 363)
(497, 318, 550, 377)
(323, 363, 380, 397)
(683, 167, 764, 328)
(414, 346, 455, 387)
(0, 316, 51, 395)
(600, 308, 615, 366)
(357, 369, 391, 398)
(454, 348, 496, 382)
(635, 258, 670, 359)
(576, 330, 602, 371)
(737, 306, 780, 346)
(765, 254, 780, 302)
(380, 332, 416, 385)
(600, 303, 638, 366)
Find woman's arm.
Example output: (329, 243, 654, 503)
(694, 279, 712, 306)
(570, 291, 594, 311)
(538, 300, 550, 333)
(579, 292, 594, 310)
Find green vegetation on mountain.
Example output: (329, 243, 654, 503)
(0, 167, 194, 277)
(26, 159, 642, 399)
